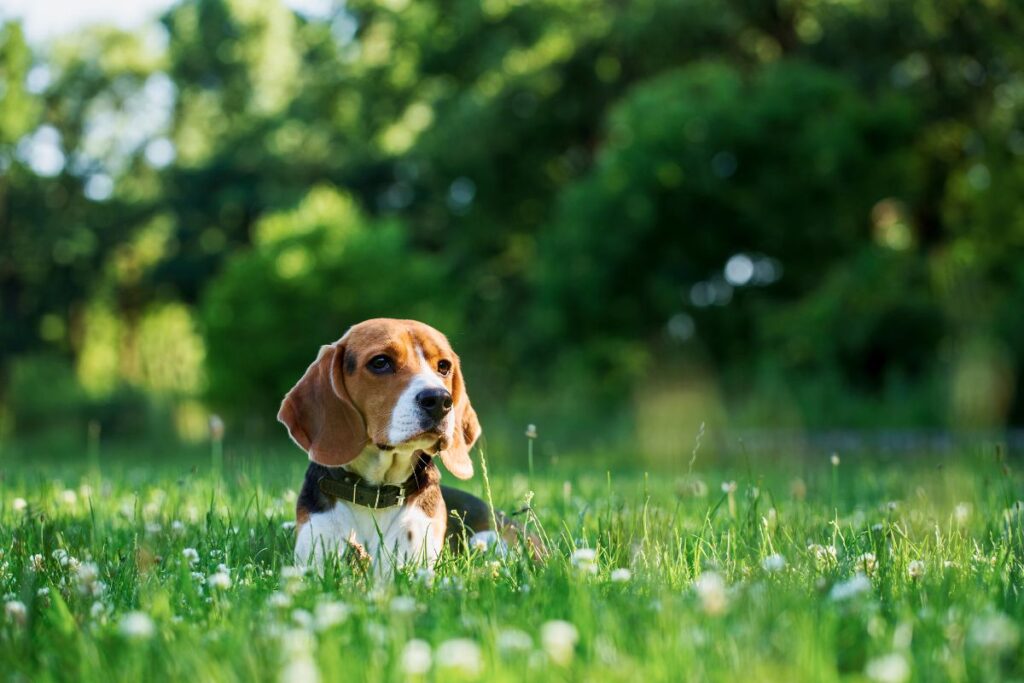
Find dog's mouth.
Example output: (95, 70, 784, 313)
(375, 432, 447, 453)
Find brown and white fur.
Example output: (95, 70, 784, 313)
(279, 319, 483, 576)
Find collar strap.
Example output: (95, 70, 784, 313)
(317, 455, 431, 509)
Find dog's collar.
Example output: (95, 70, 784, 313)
(317, 454, 432, 509)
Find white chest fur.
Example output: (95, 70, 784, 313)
(294, 446, 443, 577)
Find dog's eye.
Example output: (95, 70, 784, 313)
(367, 355, 394, 374)
(437, 359, 452, 376)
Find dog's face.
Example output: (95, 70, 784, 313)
(277, 319, 480, 479)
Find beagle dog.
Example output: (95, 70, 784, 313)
(279, 318, 499, 575)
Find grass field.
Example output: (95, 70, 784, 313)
(1, 442, 1023, 682)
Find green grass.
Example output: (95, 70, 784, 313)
(1, 443, 1023, 682)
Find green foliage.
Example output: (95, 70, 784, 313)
(201, 188, 457, 419)
(3, 0, 1024, 439)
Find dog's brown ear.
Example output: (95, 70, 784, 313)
(440, 357, 480, 480)
(278, 343, 368, 466)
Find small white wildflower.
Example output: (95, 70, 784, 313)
(856, 553, 878, 575)
(415, 567, 435, 587)
(191, 571, 206, 584)
(865, 652, 910, 683)
(36, 587, 50, 597)
(830, 573, 872, 601)
(145, 522, 162, 535)
(762, 554, 786, 572)
(830, 453, 840, 466)
(540, 620, 579, 665)
(525, 424, 538, 439)
(208, 571, 232, 590)
(182, 548, 200, 565)
(60, 489, 77, 505)
(401, 639, 432, 675)
(281, 521, 296, 531)
(12, 498, 28, 512)
(694, 572, 728, 616)
(968, 612, 1019, 654)
(954, 503, 971, 525)
(907, 560, 925, 579)
(216, 563, 229, 574)
(496, 628, 532, 653)
(314, 601, 350, 630)
(90, 601, 107, 619)
(118, 611, 155, 640)
(290, 609, 314, 631)
(268, 591, 292, 609)
(171, 520, 185, 534)
(435, 638, 482, 675)
(29, 554, 44, 572)
(4, 600, 27, 625)
(808, 544, 838, 565)
(469, 530, 508, 556)
(389, 596, 418, 615)
(721, 481, 737, 494)
(610, 568, 632, 582)
(571, 548, 598, 575)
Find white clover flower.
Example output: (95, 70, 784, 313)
(435, 638, 482, 675)
(856, 552, 878, 575)
(610, 568, 632, 582)
(907, 560, 925, 579)
(721, 481, 737, 494)
(415, 567, 435, 587)
(4, 600, 27, 625)
(216, 563, 229, 574)
(808, 544, 838, 566)
(496, 628, 532, 653)
(75, 562, 104, 597)
(268, 591, 292, 609)
(570, 548, 598, 575)
(540, 620, 579, 665)
(171, 520, 185, 534)
(90, 601, 107, 619)
(12, 498, 28, 512)
(401, 639, 432, 675)
(279, 630, 319, 683)
(829, 573, 871, 601)
(29, 554, 44, 572)
(469, 530, 508, 556)
(389, 596, 418, 615)
(954, 503, 971, 525)
(182, 548, 200, 565)
(830, 453, 841, 466)
(762, 554, 786, 572)
(60, 489, 77, 505)
(191, 572, 206, 584)
(118, 611, 155, 640)
(291, 609, 314, 630)
(36, 587, 50, 597)
(694, 572, 728, 616)
(968, 612, 1020, 654)
(865, 652, 910, 683)
(314, 601, 350, 630)
(208, 571, 232, 590)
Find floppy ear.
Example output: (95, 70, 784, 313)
(440, 358, 481, 480)
(278, 343, 368, 467)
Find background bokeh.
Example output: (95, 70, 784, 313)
(1, 0, 1023, 463)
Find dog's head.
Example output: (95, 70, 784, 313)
(277, 319, 480, 479)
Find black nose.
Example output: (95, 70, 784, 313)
(416, 388, 453, 423)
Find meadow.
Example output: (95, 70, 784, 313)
(1, 441, 1022, 682)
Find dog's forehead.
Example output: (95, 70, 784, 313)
(343, 319, 451, 356)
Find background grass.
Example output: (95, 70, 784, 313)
(2, 441, 1023, 682)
